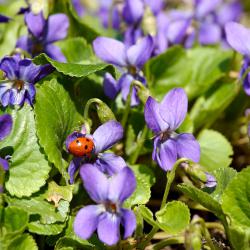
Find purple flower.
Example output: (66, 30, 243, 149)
(0, 14, 10, 23)
(66, 121, 126, 184)
(0, 55, 52, 107)
(72, 0, 85, 17)
(144, 88, 200, 171)
(16, 11, 69, 62)
(225, 22, 250, 95)
(74, 165, 136, 246)
(93, 36, 154, 106)
(205, 173, 217, 188)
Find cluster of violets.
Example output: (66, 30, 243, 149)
(0, 0, 249, 246)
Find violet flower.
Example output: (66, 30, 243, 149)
(0, 55, 52, 107)
(93, 35, 154, 106)
(144, 88, 200, 171)
(66, 121, 126, 184)
(0, 14, 10, 23)
(74, 165, 136, 246)
(16, 11, 69, 62)
(225, 22, 250, 95)
(72, 0, 85, 17)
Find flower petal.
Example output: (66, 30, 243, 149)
(108, 167, 136, 203)
(74, 205, 103, 240)
(159, 139, 177, 171)
(126, 35, 154, 69)
(16, 35, 30, 52)
(80, 164, 109, 203)
(160, 88, 188, 130)
(0, 157, 9, 171)
(68, 158, 82, 184)
(144, 96, 168, 134)
(1, 90, 11, 107)
(97, 212, 121, 246)
(199, 23, 221, 45)
(122, 0, 144, 25)
(205, 173, 217, 188)
(95, 153, 126, 175)
(18, 59, 42, 82)
(176, 133, 200, 162)
(103, 73, 120, 100)
(45, 44, 66, 62)
(93, 37, 127, 67)
(0, 114, 12, 141)
(9, 89, 26, 106)
(225, 22, 250, 56)
(121, 208, 136, 239)
(195, 0, 221, 19)
(93, 121, 123, 153)
(0, 56, 19, 80)
(45, 14, 69, 44)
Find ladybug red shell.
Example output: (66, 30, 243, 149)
(68, 137, 95, 157)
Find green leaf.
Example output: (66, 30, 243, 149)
(178, 114, 194, 134)
(222, 167, 250, 228)
(137, 205, 158, 227)
(34, 79, 81, 177)
(177, 183, 223, 219)
(198, 129, 233, 172)
(7, 234, 38, 250)
(155, 201, 190, 234)
(33, 53, 115, 78)
(0, 105, 50, 197)
(28, 221, 66, 235)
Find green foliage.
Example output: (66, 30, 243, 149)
(0, 105, 50, 197)
(7, 234, 38, 250)
(198, 129, 233, 172)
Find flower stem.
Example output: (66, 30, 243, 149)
(150, 236, 185, 250)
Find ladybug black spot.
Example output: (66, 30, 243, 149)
(86, 139, 90, 142)
(85, 145, 88, 150)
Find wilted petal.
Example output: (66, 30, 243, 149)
(199, 23, 221, 45)
(93, 37, 127, 67)
(45, 44, 66, 62)
(160, 88, 188, 130)
(0, 56, 18, 80)
(159, 139, 177, 171)
(108, 167, 136, 203)
(176, 133, 200, 162)
(74, 205, 103, 239)
(127, 35, 154, 69)
(0, 114, 12, 141)
(97, 212, 121, 246)
(80, 164, 109, 203)
(103, 73, 120, 100)
(121, 208, 136, 239)
(93, 121, 123, 153)
(46, 14, 69, 43)
(122, 0, 144, 25)
(225, 22, 250, 56)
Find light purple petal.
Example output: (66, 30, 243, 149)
(205, 173, 217, 188)
(0, 157, 9, 171)
(108, 167, 136, 203)
(127, 35, 154, 69)
(9, 89, 26, 106)
(144, 96, 168, 134)
(160, 88, 188, 130)
(97, 212, 121, 246)
(122, 0, 144, 25)
(46, 14, 69, 44)
(16, 35, 30, 52)
(145, 0, 164, 15)
(0, 114, 12, 141)
(72, 0, 85, 17)
(68, 158, 82, 184)
(74, 205, 102, 239)
(199, 23, 221, 45)
(1, 90, 11, 107)
(159, 139, 177, 171)
(18, 59, 41, 82)
(93, 121, 123, 153)
(225, 22, 250, 56)
(195, 0, 221, 19)
(0, 56, 19, 80)
(103, 73, 120, 100)
(45, 44, 66, 62)
(176, 133, 200, 162)
(93, 37, 127, 67)
(95, 153, 126, 175)
(80, 164, 109, 203)
(25, 11, 46, 39)
(121, 209, 136, 239)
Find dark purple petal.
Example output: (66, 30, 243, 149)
(93, 121, 123, 153)
(68, 158, 82, 184)
(159, 139, 177, 171)
(176, 133, 200, 162)
(25, 11, 46, 39)
(225, 22, 250, 56)
(144, 96, 168, 134)
(80, 164, 109, 203)
(123, 27, 143, 47)
(108, 167, 136, 203)
(0, 157, 9, 171)
(34, 64, 54, 82)
(0, 114, 12, 141)
(25, 83, 36, 106)
(160, 88, 188, 130)
(45, 14, 69, 44)
(95, 153, 126, 175)
(0, 56, 19, 80)
(243, 73, 250, 96)
(103, 73, 120, 100)
(0, 14, 10, 23)
(122, 0, 144, 25)
(127, 35, 154, 69)
(121, 208, 136, 239)
(93, 37, 127, 67)
(205, 173, 217, 188)
(65, 131, 86, 151)
(199, 23, 221, 45)
(18, 59, 42, 82)
(45, 44, 66, 62)
(74, 205, 103, 239)
(97, 212, 121, 246)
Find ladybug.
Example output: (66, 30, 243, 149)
(68, 137, 95, 157)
